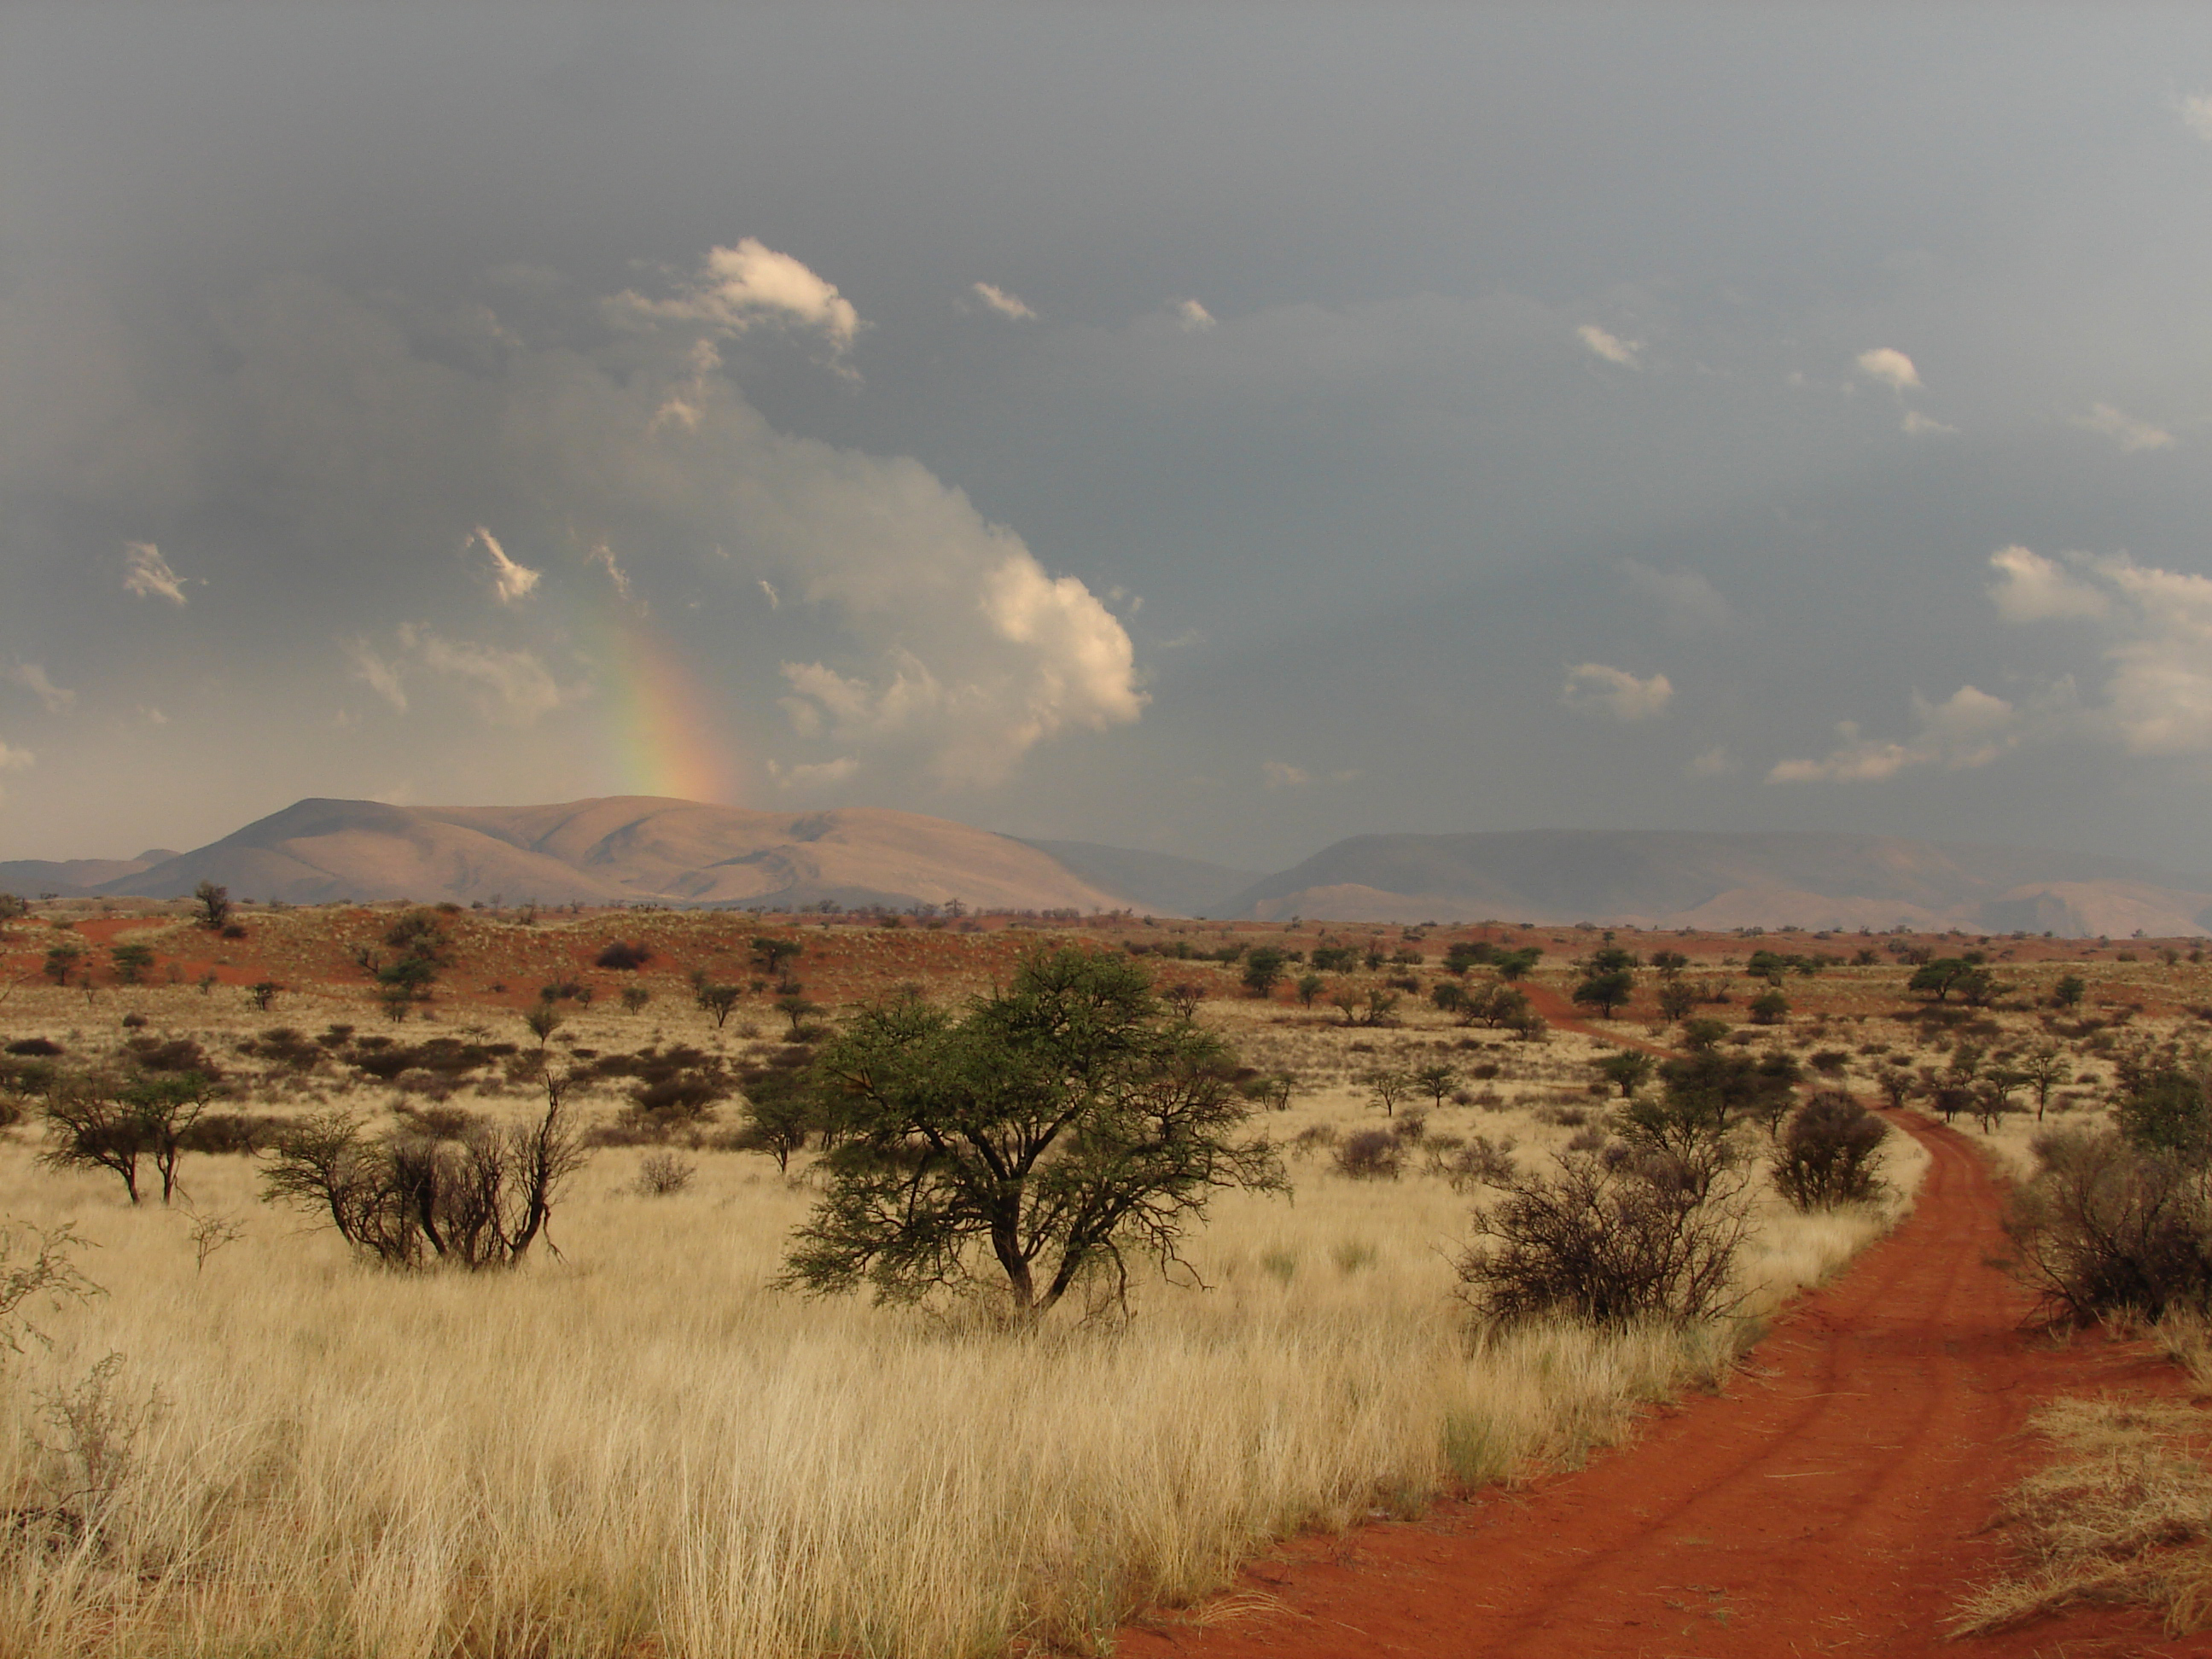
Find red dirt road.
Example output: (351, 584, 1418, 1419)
(1121, 1113, 2203, 1658)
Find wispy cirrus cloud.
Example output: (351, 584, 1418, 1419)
(2075, 403, 2174, 452)
(5, 664, 74, 713)
(121, 541, 189, 605)
(345, 626, 581, 726)
(467, 527, 539, 605)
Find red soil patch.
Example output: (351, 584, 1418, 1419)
(1118, 1113, 2204, 1658)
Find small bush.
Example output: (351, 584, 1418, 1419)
(1334, 1128, 1403, 1179)
(178, 1112, 287, 1155)
(596, 941, 654, 971)
(1456, 1150, 1750, 1327)
(5, 1039, 61, 1058)
(1771, 1092, 1888, 1209)
(1429, 1133, 1516, 1190)
(2003, 1130, 2212, 1325)
(634, 1151, 696, 1196)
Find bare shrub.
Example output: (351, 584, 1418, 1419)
(1771, 1092, 1889, 1210)
(633, 1152, 696, 1197)
(1428, 1133, 1516, 1191)
(262, 1074, 587, 1270)
(2002, 1130, 2212, 1326)
(1456, 1150, 1751, 1327)
(1334, 1128, 1403, 1180)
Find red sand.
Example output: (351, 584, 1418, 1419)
(1118, 1112, 2206, 1658)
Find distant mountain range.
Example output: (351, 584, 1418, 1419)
(1215, 830, 2212, 937)
(8, 798, 2211, 936)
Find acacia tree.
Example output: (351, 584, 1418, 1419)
(788, 946, 1284, 1318)
(1241, 946, 1289, 999)
(41, 1069, 215, 1205)
(193, 882, 231, 931)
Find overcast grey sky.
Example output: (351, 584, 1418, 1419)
(9, 3, 2212, 871)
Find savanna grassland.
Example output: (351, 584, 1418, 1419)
(2, 896, 2199, 1657)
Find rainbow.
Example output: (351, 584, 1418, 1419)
(597, 611, 745, 805)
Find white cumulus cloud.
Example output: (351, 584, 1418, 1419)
(1173, 299, 1216, 333)
(611, 239, 863, 359)
(777, 546, 1143, 788)
(5, 664, 74, 713)
(1900, 410, 1957, 437)
(468, 526, 540, 605)
(971, 282, 1036, 322)
(1768, 685, 2017, 783)
(2181, 91, 2212, 142)
(121, 541, 189, 604)
(1577, 323, 1641, 368)
(2076, 403, 2174, 452)
(1562, 661, 1674, 721)
(1988, 545, 2110, 623)
(0, 740, 33, 771)
(1855, 347, 1924, 392)
(1987, 545, 2212, 755)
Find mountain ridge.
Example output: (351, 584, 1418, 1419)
(10, 801, 2210, 935)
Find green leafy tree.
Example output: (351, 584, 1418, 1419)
(1679, 1016, 1732, 1053)
(1411, 1062, 1458, 1110)
(774, 995, 825, 1039)
(1749, 987, 1790, 1025)
(1365, 1068, 1413, 1118)
(2052, 974, 2087, 1010)
(1444, 941, 1497, 975)
(1493, 946, 1543, 982)
(1241, 946, 1290, 999)
(1572, 969, 1635, 1020)
(109, 942, 154, 986)
(750, 935, 804, 978)
(1908, 958, 1976, 1003)
(1294, 973, 1325, 1009)
(788, 947, 1284, 1318)
(1656, 978, 1700, 1022)
(40, 1068, 215, 1205)
(42, 940, 84, 987)
(1595, 1050, 1656, 1098)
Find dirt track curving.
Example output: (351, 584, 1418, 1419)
(1119, 1111, 2201, 1658)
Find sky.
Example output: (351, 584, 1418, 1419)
(9, 4, 2212, 875)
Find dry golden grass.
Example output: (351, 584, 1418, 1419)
(1952, 1394, 2212, 1639)
(0, 934, 1937, 1658)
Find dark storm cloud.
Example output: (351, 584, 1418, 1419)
(9, 5, 2212, 869)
